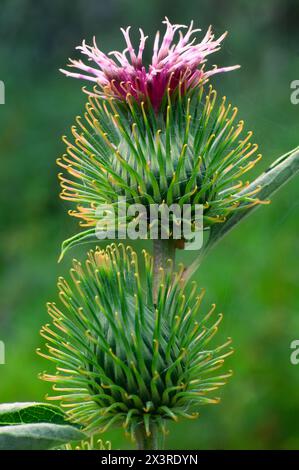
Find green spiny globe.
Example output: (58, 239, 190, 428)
(38, 243, 233, 441)
(58, 86, 264, 256)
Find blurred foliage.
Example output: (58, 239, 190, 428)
(0, 0, 299, 449)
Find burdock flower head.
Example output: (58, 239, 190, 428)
(38, 244, 233, 442)
(58, 19, 265, 257)
(61, 18, 239, 112)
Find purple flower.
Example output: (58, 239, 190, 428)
(61, 18, 239, 112)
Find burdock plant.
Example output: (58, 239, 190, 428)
(1, 19, 299, 451)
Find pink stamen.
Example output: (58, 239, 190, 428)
(61, 18, 239, 112)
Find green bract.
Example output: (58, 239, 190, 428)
(38, 243, 233, 440)
(58, 85, 264, 256)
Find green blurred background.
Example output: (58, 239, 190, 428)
(1, 0, 299, 449)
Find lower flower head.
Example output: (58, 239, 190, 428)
(38, 244, 233, 439)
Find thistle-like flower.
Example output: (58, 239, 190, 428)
(38, 244, 233, 441)
(61, 18, 239, 112)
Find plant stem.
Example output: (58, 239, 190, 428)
(135, 423, 164, 450)
(150, 239, 176, 449)
(153, 239, 176, 303)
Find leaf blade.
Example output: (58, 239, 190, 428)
(0, 403, 68, 426)
(0, 423, 85, 450)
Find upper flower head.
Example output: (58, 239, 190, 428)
(60, 18, 239, 112)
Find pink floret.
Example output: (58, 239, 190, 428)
(61, 18, 239, 111)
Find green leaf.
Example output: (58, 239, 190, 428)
(0, 402, 69, 426)
(0, 423, 85, 450)
(183, 146, 299, 281)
